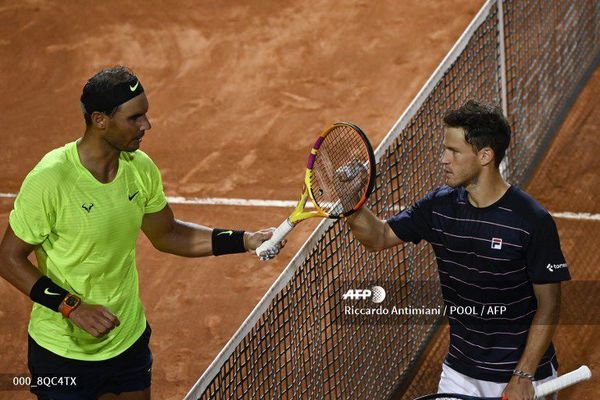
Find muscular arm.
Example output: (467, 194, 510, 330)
(0, 225, 119, 338)
(142, 204, 214, 257)
(141, 204, 274, 256)
(346, 207, 403, 251)
(518, 283, 561, 372)
(0, 225, 43, 296)
(503, 283, 561, 399)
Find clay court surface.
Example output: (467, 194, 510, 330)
(0, 1, 597, 399)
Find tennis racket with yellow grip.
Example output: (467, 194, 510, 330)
(256, 122, 376, 260)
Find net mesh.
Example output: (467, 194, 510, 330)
(186, 1, 599, 399)
(503, 0, 600, 184)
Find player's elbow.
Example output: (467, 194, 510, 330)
(355, 237, 386, 252)
(0, 252, 9, 277)
(534, 303, 560, 327)
(357, 229, 392, 252)
(533, 283, 562, 324)
(539, 296, 561, 323)
(0, 245, 26, 275)
(145, 231, 174, 253)
(149, 239, 168, 253)
(363, 244, 383, 252)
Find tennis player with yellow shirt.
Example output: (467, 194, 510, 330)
(0, 66, 281, 399)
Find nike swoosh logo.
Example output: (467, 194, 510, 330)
(128, 191, 139, 201)
(44, 288, 61, 296)
(217, 230, 233, 236)
(129, 80, 140, 92)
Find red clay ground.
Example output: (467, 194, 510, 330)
(3, 2, 597, 399)
(0, 1, 484, 399)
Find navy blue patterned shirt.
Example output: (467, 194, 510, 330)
(387, 185, 570, 382)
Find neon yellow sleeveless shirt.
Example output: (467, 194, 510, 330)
(9, 141, 167, 360)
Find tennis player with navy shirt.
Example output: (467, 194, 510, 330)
(347, 100, 570, 400)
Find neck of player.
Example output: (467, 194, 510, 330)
(77, 134, 120, 184)
(465, 166, 510, 208)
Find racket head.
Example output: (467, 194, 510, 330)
(305, 122, 376, 218)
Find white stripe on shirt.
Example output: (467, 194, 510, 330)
(432, 211, 531, 235)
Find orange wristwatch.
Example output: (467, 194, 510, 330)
(59, 294, 81, 318)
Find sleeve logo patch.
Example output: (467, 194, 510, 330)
(546, 263, 568, 272)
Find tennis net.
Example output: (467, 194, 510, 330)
(185, 0, 599, 398)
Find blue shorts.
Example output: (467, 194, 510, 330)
(28, 323, 152, 400)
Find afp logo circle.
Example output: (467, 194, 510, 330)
(370, 286, 386, 303)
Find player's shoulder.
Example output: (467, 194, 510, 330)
(431, 185, 458, 198)
(504, 186, 553, 223)
(120, 150, 163, 189)
(423, 185, 460, 203)
(121, 149, 159, 170)
(411, 186, 460, 212)
(26, 142, 75, 183)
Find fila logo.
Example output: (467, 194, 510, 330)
(491, 237, 503, 250)
(82, 203, 94, 213)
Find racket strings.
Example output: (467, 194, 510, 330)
(311, 125, 371, 216)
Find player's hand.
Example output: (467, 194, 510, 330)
(335, 159, 369, 209)
(336, 159, 368, 182)
(245, 228, 287, 260)
(502, 375, 535, 400)
(68, 302, 121, 338)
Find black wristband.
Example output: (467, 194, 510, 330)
(29, 276, 69, 312)
(212, 229, 246, 256)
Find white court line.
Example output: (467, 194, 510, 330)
(0, 192, 307, 208)
(1, 192, 598, 220)
(551, 212, 600, 221)
(165, 196, 303, 208)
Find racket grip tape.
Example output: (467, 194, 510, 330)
(255, 219, 295, 257)
(535, 365, 591, 397)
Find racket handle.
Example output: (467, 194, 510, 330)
(255, 219, 295, 258)
(535, 365, 591, 398)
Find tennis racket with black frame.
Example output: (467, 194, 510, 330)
(256, 122, 376, 260)
(413, 365, 592, 400)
